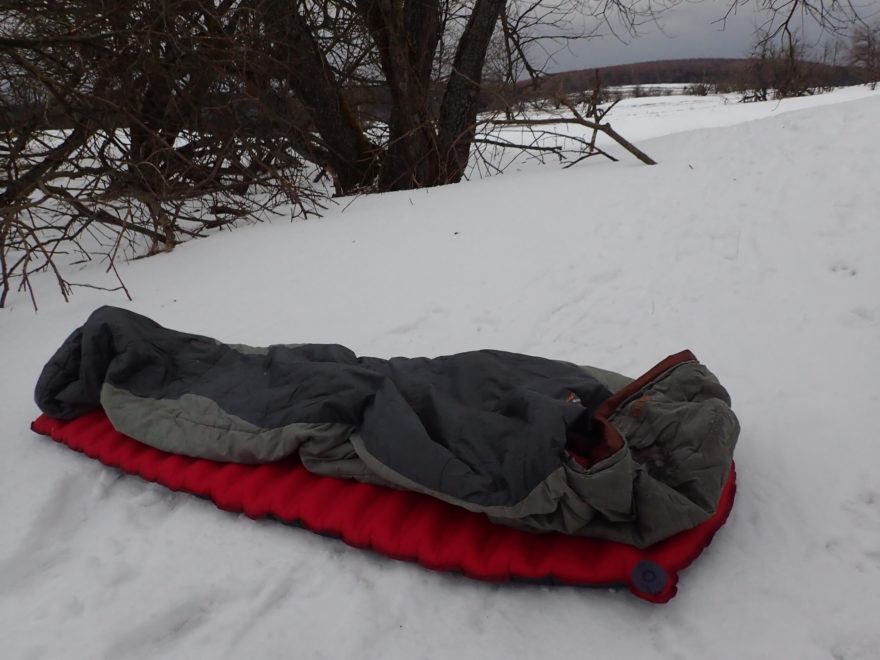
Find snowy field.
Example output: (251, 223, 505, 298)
(2, 87, 880, 659)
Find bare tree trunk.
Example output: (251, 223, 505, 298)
(355, 0, 443, 191)
(437, 0, 506, 183)
(272, 1, 378, 193)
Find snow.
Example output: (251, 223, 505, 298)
(2, 87, 880, 659)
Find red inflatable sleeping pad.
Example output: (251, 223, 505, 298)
(31, 410, 735, 603)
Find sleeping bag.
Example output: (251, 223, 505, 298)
(34, 306, 739, 549)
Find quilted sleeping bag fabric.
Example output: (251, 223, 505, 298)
(35, 306, 739, 547)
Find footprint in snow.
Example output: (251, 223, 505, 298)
(834, 489, 880, 572)
(830, 262, 858, 277)
(829, 635, 880, 660)
(843, 489, 880, 519)
(850, 306, 880, 327)
(383, 307, 447, 338)
(0, 472, 91, 592)
(103, 591, 222, 659)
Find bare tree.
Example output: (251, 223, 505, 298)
(723, 0, 866, 51)
(2, 0, 874, 308)
(735, 26, 854, 102)
(1, 1, 322, 308)
(851, 22, 880, 86)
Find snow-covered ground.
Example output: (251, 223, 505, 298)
(2, 87, 879, 659)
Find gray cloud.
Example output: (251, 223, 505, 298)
(539, 1, 872, 72)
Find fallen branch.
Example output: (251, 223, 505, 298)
(486, 103, 656, 166)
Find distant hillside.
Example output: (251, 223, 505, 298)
(527, 58, 861, 95)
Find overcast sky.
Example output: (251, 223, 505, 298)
(540, 1, 877, 72)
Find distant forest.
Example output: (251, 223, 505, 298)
(528, 58, 861, 96)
